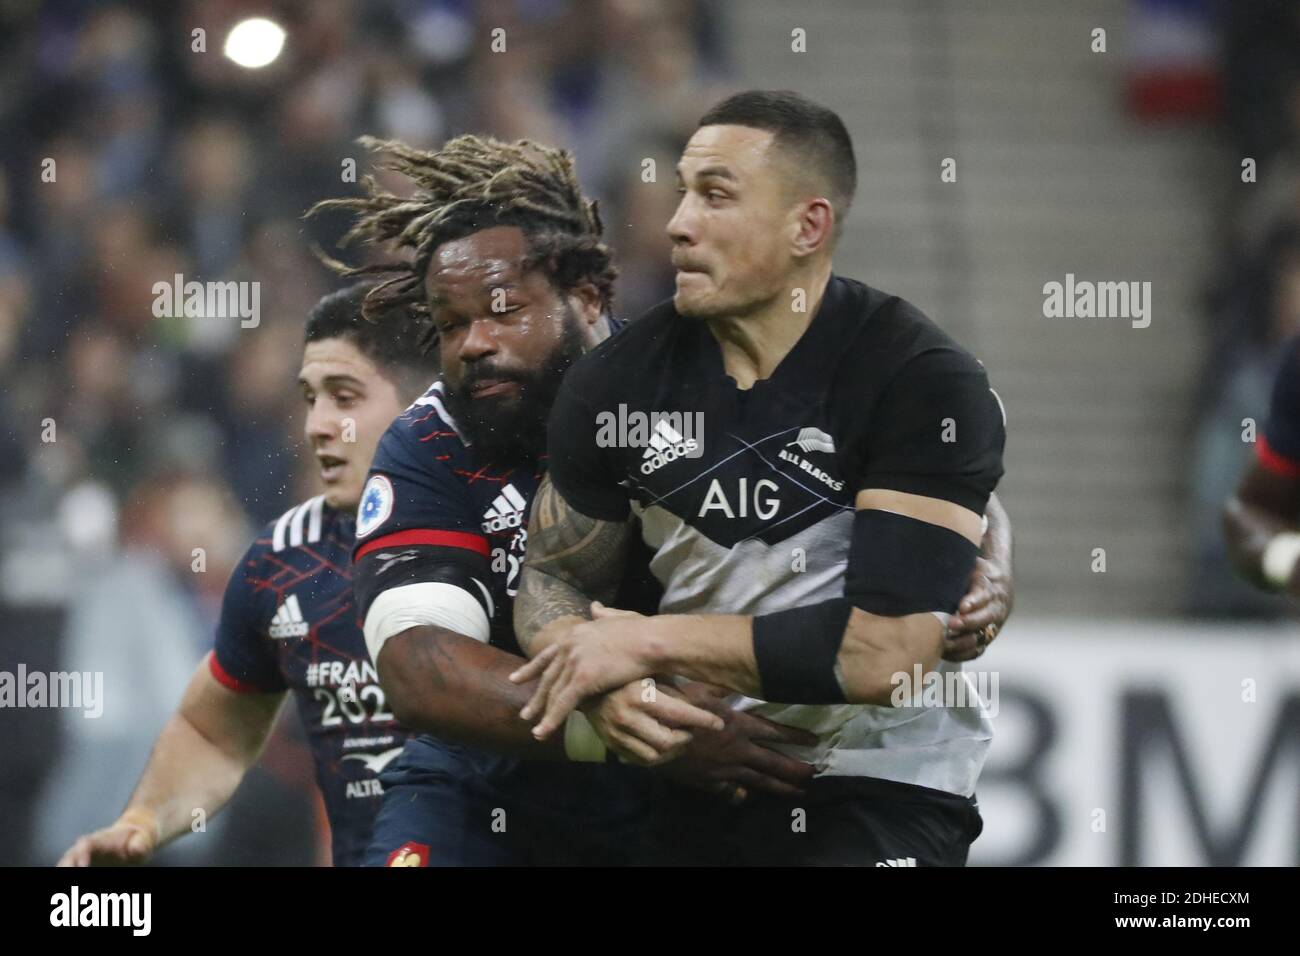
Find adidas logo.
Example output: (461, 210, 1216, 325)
(269, 594, 310, 639)
(640, 419, 699, 475)
(786, 427, 835, 455)
(875, 857, 917, 867)
(481, 484, 527, 533)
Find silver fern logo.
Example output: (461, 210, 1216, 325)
(777, 427, 844, 491)
(786, 427, 835, 455)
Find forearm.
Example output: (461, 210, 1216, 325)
(1224, 495, 1295, 588)
(982, 492, 1012, 570)
(834, 609, 944, 704)
(123, 666, 280, 846)
(638, 614, 761, 696)
(122, 714, 255, 846)
(513, 565, 596, 658)
(513, 476, 631, 656)
(378, 625, 566, 758)
(637, 607, 943, 706)
(1223, 464, 1300, 589)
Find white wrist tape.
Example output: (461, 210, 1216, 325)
(564, 711, 608, 763)
(362, 582, 491, 666)
(1262, 532, 1300, 589)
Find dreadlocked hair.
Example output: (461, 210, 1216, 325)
(306, 134, 617, 353)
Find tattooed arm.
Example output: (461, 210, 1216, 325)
(511, 476, 725, 761)
(513, 475, 636, 657)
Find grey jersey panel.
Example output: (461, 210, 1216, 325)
(634, 501, 993, 796)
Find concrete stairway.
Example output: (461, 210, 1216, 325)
(728, 0, 1221, 614)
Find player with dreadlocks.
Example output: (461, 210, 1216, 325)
(311, 134, 824, 865)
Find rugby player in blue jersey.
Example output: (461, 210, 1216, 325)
(1225, 335, 1300, 593)
(57, 284, 437, 866)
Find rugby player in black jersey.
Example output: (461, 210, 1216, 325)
(513, 90, 1011, 866)
(57, 285, 436, 867)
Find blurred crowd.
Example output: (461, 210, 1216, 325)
(0, 0, 729, 866)
(1189, 0, 1300, 616)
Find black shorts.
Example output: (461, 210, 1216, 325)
(644, 775, 984, 867)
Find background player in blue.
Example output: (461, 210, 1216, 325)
(1225, 335, 1300, 592)
(513, 91, 1012, 866)
(57, 285, 437, 867)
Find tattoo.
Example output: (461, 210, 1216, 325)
(514, 476, 631, 653)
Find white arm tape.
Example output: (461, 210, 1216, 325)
(363, 582, 491, 666)
(1262, 532, 1300, 589)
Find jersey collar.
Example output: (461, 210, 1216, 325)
(686, 273, 853, 397)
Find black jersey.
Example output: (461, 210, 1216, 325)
(210, 496, 412, 866)
(546, 275, 1006, 796)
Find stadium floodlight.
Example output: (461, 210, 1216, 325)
(223, 17, 286, 69)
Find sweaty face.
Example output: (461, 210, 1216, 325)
(299, 338, 406, 511)
(667, 124, 801, 319)
(428, 225, 590, 464)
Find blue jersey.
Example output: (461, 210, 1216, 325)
(352, 381, 659, 831)
(1260, 335, 1300, 478)
(210, 495, 413, 866)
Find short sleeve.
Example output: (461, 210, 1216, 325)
(1259, 337, 1300, 476)
(546, 378, 631, 521)
(856, 348, 1006, 515)
(354, 424, 486, 549)
(210, 543, 287, 694)
(352, 423, 492, 620)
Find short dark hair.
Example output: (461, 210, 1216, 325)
(304, 283, 440, 397)
(697, 90, 857, 239)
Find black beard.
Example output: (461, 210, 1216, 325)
(442, 316, 587, 467)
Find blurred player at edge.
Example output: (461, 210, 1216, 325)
(1225, 336, 1300, 594)
(512, 90, 1012, 866)
(57, 285, 436, 866)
